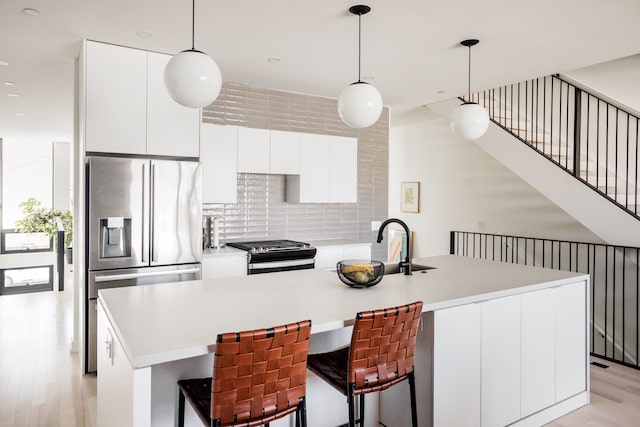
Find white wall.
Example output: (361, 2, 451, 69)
(564, 54, 640, 115)
(389, 110, 602, 258)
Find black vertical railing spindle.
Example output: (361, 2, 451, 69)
(465, 74, 639, 220)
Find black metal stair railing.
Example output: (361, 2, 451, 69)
(465, 75, 639, 219)
(451, 230, 640, 370)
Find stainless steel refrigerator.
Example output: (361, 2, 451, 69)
(85, 156, 202, 372)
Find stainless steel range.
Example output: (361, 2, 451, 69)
(227, 240, 317, 274)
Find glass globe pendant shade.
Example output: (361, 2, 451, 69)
(451, 102, 490, 140)
(164, 49, 222, 108)
(338, 81, 383, 129)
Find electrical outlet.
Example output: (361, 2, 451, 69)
(478, 221, 487, 231)
(371, 220, 381, 231)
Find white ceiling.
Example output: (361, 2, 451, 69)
(1, 0, 640, 145)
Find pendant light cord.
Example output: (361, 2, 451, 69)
(191, 0, 195, 50)
(467, 44, 471, 99)
(357, 12, 362, 82)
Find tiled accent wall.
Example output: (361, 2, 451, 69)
(202, 83, 389, 260)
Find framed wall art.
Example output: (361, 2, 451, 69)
(401, 181, 420, 213)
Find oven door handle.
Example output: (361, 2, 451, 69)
(94, 268, 200, 282)
(249, 259, 314, 270)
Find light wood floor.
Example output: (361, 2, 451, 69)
(0, 271, 96, 427)
(1, 278, 639, 427)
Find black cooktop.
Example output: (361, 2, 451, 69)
(227, 239, 313, 253)
(227, 239, 316, 262)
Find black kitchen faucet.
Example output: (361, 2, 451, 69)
(376, 218, 412, 275)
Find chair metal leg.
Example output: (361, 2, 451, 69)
(359, 393, 365, 426)
(408, 371, 418, 427)
(300, 396, 307, 427)
(178, 389, 185, 427)
(348, 384, 356, 427)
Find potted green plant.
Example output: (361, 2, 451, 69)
(14, 197, 73, 263)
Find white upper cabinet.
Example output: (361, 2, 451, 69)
(237, 127, 270, 173)
(330, 136, 358, 203)
(85, 41, 147, 155)
(286, 133, 358, 203)
(201, 123, 238, 204)
(83, 41, 200, 157)
(287, 133, 331, 203)
(146, 52, 200, 157)
(237, 128, 301, 175)
(270, 130, 301, 174)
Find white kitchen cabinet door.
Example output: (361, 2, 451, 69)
(287, 133, 331, 203)
(97, 300, 135, 427)
(270, 130, 300, 174)
(555, 281, 587, 401)
(314, 247, 344, 269)
(237, 127, 270, 173)
(521, 288, 556, 417)
(330, 136, 357, 203)
(85, 41, 147, 154)
(342, 244, 371, 261)
(202, 253, 247, 278)
(481, 295, 521, 427)
(201, 124, 238, 204)
(146, 52, 200, 157)
(433, 303, 481, 427)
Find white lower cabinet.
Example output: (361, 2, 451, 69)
(481, 295, 521, 426)
(423, 280, 587, 427)
(314, 244, 371, 269)
(97, 300, 135, 427)
(521, 288, 556, 416)
(433, 303, 482, 427)
(555, 281, 587, 401)
(202, 253, 247, 279)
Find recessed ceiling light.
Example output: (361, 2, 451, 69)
(7, 93, 20, 97)
(0, 61, 8, 66)
(4, 81, 15, 86)
(437, 90, 447, 94)
(137, 30, 153, 38)
(267, 57, 282, 63)
(22, 8, 40, 16)
(15, 113, 25, 117)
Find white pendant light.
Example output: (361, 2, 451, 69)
(338, 5, 383, 129)
(451, 39, 489, 140)
(164, 0, 222, 108)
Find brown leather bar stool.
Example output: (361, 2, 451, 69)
(307, 301, 423, 427)
(177, 319, 312, 427)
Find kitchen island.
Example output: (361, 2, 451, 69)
(97, 255, 589, 427)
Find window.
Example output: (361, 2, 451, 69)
(0, 265, 53, 295)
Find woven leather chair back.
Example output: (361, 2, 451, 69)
(212, 320, 311, 425)
(348, 301, 423, 393)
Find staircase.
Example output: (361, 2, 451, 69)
(469, 75, 639, 219)
(429, 74, 640, 247)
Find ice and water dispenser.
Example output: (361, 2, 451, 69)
(99, 217, 131, 258)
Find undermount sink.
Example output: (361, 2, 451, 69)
(384, 263, 436, 275)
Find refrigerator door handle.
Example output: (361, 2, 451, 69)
(94, 268, 201, 283)
(150, 162, 156, 263)
(141, 162, 147, 263)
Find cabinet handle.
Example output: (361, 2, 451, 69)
(105, 329, 114, 366)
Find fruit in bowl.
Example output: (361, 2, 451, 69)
(337, 260, 385, 288)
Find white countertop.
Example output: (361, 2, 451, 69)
(98, 255, 587, 369)
(202, 245, 246, 257)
